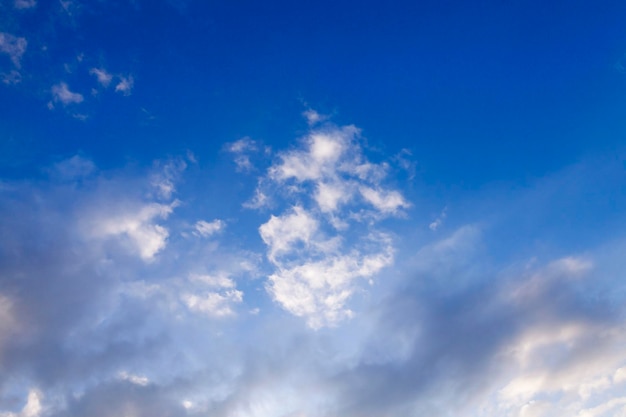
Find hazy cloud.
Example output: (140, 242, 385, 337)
(50, 82, 83, 106)
(0, 33, 27, 68)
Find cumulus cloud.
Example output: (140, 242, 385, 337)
(1, 118, 625, 417)
(253, 117, 409, 327)
(89, 201, 176, 261)
(0, 33, 27, 68)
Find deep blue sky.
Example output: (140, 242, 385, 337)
(3, 0, 626, 181)
(1, 1, 626, 416)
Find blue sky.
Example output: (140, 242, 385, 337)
(1, 0, 626, 416)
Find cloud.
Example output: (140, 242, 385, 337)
(253, 118, 409, 327)
(115, 75, 134, 95)
(0, 389, 42, 417)
(429, 206, 447, 231)
(90, 68, 113, 87)
(150, 158, 187, 200)
(14, 0, 37, 9)
(302, 109, 328, 126)
(51, 155, 96, 180)
(88, 201, 177, 261)
(1, 70, 22, 85)
(50, 82, 83, 106)
(226, 137, 260, 172)
(0, 33, 27, 68)
(194, 219, 225, 237)
(259, 206, 319, 262)
(1, 118, 625, 417)
(182, 290, 243, 317)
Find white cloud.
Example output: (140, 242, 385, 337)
(268, 240, 393, 329)
(115, 75, 134, 95)
(265, 123, 409, 217)
(50, 82, 83, 106)
(315, 181, 352, 213)
(90, 202, 177, 261)
(182, 290, 243, 317)
(89, 67, 113, 87)
(194, 219, 225, 237)
(0, 33, 27, 68)
(270, 128, 354, 182)
(0, 389, 42, 417)
(150, 158, 187, 199)
(118, 371, 150, 387)
(14, 0, 37, 9)
(259, 206, 318, 263)
(429, 206, 447, 231)
(189, 273, 235, 288)
(253, 120, 409, 327)
(226, 137, 259, 172)
(227, 137, 257, 154)
(302, 109, 328, 126)
(358, 186, 410, 215)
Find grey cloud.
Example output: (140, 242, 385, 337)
(322, 233, 626, 416)
(51, 381, 188, 417)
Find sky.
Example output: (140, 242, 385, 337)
(1, 0, 626, 416)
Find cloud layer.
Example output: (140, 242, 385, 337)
(0, 117, 625, 417)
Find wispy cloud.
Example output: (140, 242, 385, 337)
(226, 137, 260, 172)
(50, 82, 83, 106)
(0, 33, 27, 68)
(14, 0, 37, 9)
(115, 75, 134, 95)
(429, 206, 447, 231)
(194, 219, 225, 237)
(89, 67, 113, 87)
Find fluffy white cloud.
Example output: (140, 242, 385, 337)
(89, 202, 176, 261)
(268, 241, 393, 329)
(254, 119, 409, 327)
(259, 206, 319, 262)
